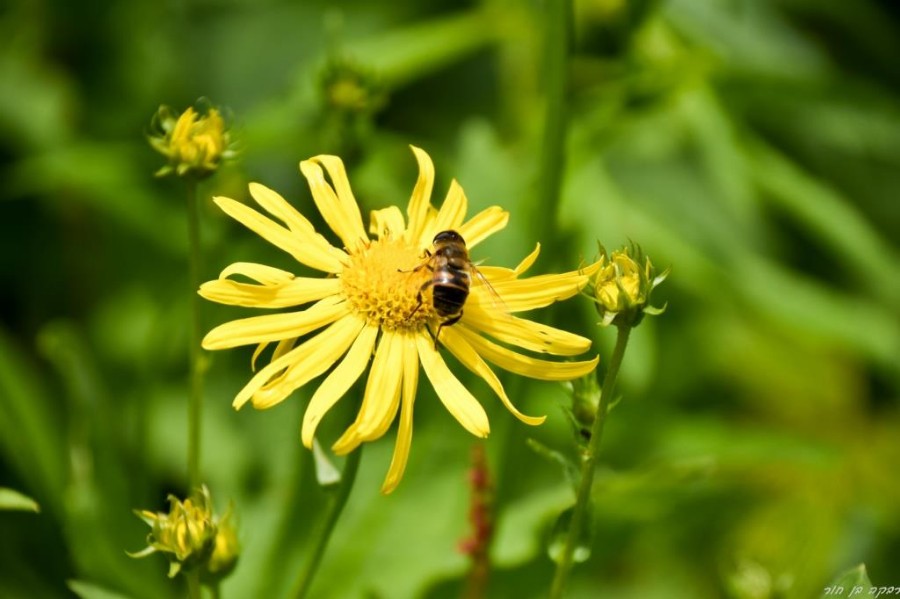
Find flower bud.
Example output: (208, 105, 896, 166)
(590, 244, 668, 327)
(148, 101, 235, 178)
(130, 485, 223, 579)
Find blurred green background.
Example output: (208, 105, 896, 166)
(1, 0, 899, 597)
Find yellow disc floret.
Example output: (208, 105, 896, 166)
(341, 238, 436, 330)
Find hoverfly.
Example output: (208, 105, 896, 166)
(409, 230, 502, 345)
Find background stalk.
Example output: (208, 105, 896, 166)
(530, 0, 572, 254)
(186, 179, 203, 490)
(549, 325, 632, 598)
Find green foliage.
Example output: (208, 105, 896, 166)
(1, 0, 898, 597)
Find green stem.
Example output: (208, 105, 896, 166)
(186, 179, 203, 490)
(186, 570, 202, 599)
(531, 0, 571, 252)
(549, 325, 632, 598)
(292, 447, 363, 599)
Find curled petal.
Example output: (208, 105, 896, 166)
(405, 146, 435, 245)
(233, 314, 364, 410)
(463, 305, 592, 356)
(477, 244, 541, 283)
(248, 183, 347, 264)
(456, 326, 599, 381)
(441, 327, 544, 426)
(213, 196, 344, 273)
(300, 158, 368, 251)
(369, 206, 407, 239)
(416, 333, 489, 438)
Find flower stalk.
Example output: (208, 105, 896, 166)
(187, 179, 203, 489)
(292, 446, 363, 599)
(549, 324, 631, 598)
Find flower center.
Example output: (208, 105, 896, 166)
(341, 238, 436, 330)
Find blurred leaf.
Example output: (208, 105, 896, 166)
(748, 139, 900, 308)
(819, 564, 872, 598)
(345, 9, 496, 88)
(67, 580, 135, 599)
(0, 327, 66, 512)
(37, 321, 167, 599)
(0, 488, 40, 513)
(6, 142, 186, 256)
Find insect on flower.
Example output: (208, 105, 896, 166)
(407, 230, 505, 346)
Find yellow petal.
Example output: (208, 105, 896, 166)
(301, 321, 379, 448)
(481, 264, 597, 313)
(332, 330, 403, 454)
(251, 337, 296, 371)
(456, 206, 509, 248)
(463, 305, 591, 356)
(250, 315, 365, 409)
(382, 331, 420, 494)
(219, 262, 295, 285)
(416, 332, 489, 438)
(456, 326, 599, 381)
(477, 244, 541, 282)
(213, 196, 344, 273)
(440, 327, 545, 426)
(429, 179, 468, 236)
(299, 159, 368, 251)
(248, 183, 348, 264)
(202, 295, 348, 349)
(369, 206, 407, 239)
(404, 146, 435, 245)
(199, 277, 341, 308)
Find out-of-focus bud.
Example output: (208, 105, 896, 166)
(320, 58, 386, 116)
(148, 100, 236, 179)
(589, 243, 668, 328)
(130, 486, 217, 578)
(202, 502, 239, 583)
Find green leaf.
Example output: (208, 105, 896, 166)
(0, 488, 40, 513)
(819, 564, 872, 598)
(67, 580, 136, 599)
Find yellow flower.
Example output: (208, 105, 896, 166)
(148, 102, 234, 178)
(590, 244, 668, 327)
(200, 146, 600, 493)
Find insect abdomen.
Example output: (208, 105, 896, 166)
(432, 272, 469, 317)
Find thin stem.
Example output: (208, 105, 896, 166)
(292, 447, 363, 599)
(186, 570, 202, 599)
(186, 179, 203, 489)
(549, 325, 632, 598)
(531, 0, 571, 253)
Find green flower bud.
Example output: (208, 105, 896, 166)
(148, 101, 236, 179)
(590, 243, 668, 328)
(130, 486, 218, 578)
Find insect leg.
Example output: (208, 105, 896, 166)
(434, 311, 463, 349)
(410, 279, 433, 317)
